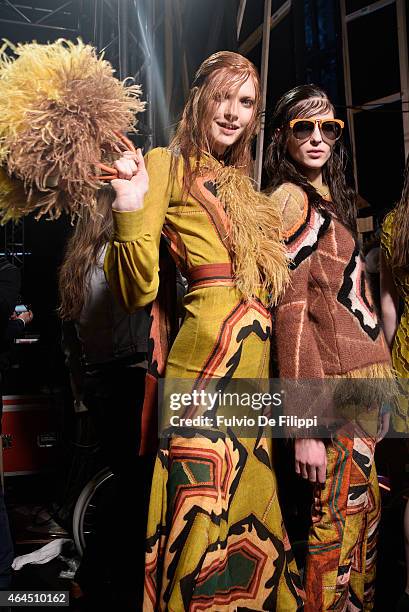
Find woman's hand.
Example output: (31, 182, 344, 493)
(11, 310, 33, 326)
(111, 149, 149, 212)
(295, 438, 327, 484)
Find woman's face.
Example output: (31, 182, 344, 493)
(286, 107, 335, 174)
(208, 76, 256, 156)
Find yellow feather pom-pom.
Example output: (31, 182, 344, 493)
(0, 38, 145, 220)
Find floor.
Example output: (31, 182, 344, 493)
(3, 437, 409, 611)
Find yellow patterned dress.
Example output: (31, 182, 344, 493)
(381, 210, 409, 431)
(104, 148, 304, 611)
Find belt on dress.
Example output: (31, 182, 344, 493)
(186, 263, 234, 289)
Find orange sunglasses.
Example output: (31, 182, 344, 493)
(289, 118, 344, 142)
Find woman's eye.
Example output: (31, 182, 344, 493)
(241, 98, 254, 107)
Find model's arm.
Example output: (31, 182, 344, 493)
(380, 249, 399, 349)
(104, 147, 173, 312)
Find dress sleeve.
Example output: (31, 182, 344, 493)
(104, 147, 173, 312)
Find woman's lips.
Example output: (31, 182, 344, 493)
(307, 150, 324, 157)
(216, 122, 239, 134)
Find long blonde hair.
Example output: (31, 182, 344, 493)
(58, 189, 114, 320)
(170, 51, 261, 190)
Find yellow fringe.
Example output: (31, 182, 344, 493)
(332, 361, 399, 409)
(335, 362, 396, 380)
(283, 363, 398, 438)
(201, 163, 289, 305)
(0, 38, 144, 221)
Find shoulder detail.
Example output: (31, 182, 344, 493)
(143, 147, 175, 191)
(144, 146, 172, 165)
(269, 183, 308, 239)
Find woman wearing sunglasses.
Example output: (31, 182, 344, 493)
(265, 84, 393, 611)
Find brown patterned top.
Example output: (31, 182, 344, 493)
(270, 183, 390, 379)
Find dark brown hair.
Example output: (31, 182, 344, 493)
(58, 189, 114, 320)
(264, 84, 356, 233)
(170, 51, 261, 190)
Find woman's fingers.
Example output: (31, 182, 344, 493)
(316, 461, 327, 484)
(131, 150, 147, 179)
(307, 464, 317, 483)
(113, 148, 143, 179)
(110, 149, 147, 211)
(122, 150, 137, 160)
(297, 462, 326, 484)
(294, 438, 327, 484)
(114, 157, 138, 180)
(136, 148, 144, 164)
(299, 462, 309, 480)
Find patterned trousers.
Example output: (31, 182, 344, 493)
(304, 434, 380, 612)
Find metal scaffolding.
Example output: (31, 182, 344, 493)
(0, 0, 82, 33)
(340, 0, 409, 190)
(0, 0, 159, 146)
(238, 0, 292, 188)
(2, 221, 25, 268)
(0, 0, 157, 264)
(0, 0, 84, 266)
(81, 0, 156, 150)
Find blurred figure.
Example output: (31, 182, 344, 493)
(58, 190, 151, 609)
(380, 155, 409, 611)
(0, 256, 33, 590)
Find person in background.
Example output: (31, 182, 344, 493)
(380, 154, 409, 612)
(265, 84, 393, 611)
(58, 191, 151, 610)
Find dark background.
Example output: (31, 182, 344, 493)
(0, 0, 407, 342)
(0, 2, 408, 608)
